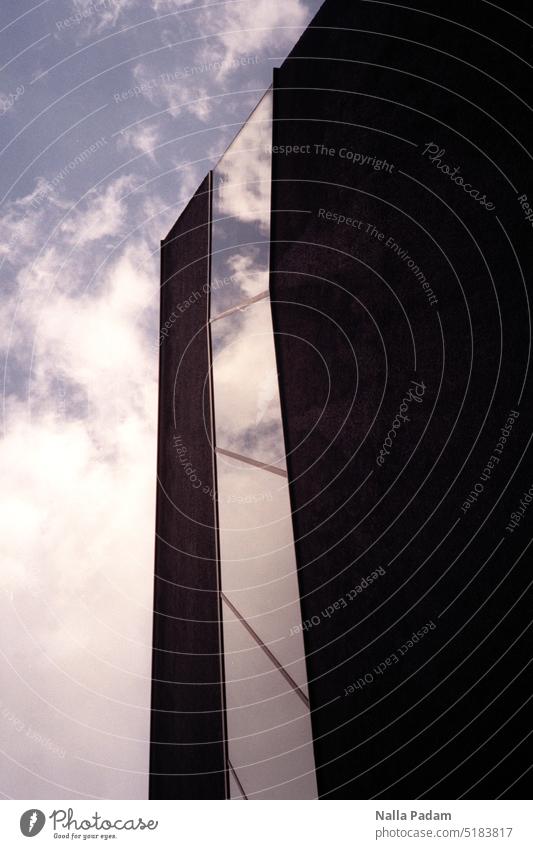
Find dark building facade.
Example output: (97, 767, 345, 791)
(150, 0, 533, 799)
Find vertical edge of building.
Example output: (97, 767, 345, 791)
(149, 175, 227, 800)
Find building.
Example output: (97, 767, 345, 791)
(150, 0, 532, 799)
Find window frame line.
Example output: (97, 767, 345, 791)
(210, 289, 269, 323)
(221, 592, 310, 709)
(228, 758, 249, 800)
(215, 446, 287, 478)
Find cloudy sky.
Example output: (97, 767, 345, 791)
(0, 0, 323, 799)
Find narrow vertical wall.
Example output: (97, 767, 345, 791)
(150, 176, 226, 800)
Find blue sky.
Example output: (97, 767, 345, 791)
(0, 0, 323, 799)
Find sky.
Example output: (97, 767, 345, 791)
(0, 0, 323, 799)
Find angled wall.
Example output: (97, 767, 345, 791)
(270, 0, 532, 798)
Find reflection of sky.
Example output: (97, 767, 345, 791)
(211, 299, 287, 467)
(217, 456, 309, 694)
(223, 609, 317, 800)
(210, 244, 271, 314)
(0, 0, 323, 800)
(211, 91, 273, 314)
(209, 85, 316, 798)
(214, 91, 273, 233)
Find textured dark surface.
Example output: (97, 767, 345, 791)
(270, 0, 532, 799)
(149, 176, 226, 800)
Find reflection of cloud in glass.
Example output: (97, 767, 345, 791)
(255, 366, 279, 425)
(217, 456, 309, 694)
(223, 610, 317, 800)
(214, 92, 272, 231)
(226, 248, 270, 302)
(210, 247, 271, 315)
(209, 86, 316, 800)
(211, 299, 286, 467)
(211, 90, 272, 315)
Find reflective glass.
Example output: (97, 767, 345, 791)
(223, 610, 317, 800)
(211, 298, 286, 468)
(211, 91, 273, 315)
(210, 85, 316, 798)
(228, 769, 246, 800)
(217, 456, 309, 694)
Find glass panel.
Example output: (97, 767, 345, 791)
(223, 610, 317, 800)
(217, 456, 309, 695)
(209, 85, 316, 797)
(228, 769, 246, 800)
(211, 298, 286, 468)
(211, 91, 273, 315)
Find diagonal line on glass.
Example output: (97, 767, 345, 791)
(215, 446, 287, 478)
(221, 593, 310, 709)
(210, 289, 269, 323)
(228, 758, 248, 800)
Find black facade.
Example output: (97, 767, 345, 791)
(150, 176, 227, 800)
(151, 0, 533, 799)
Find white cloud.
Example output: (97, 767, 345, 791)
(131, 61, 214, 122)
(215, 90, 272, 230)
(116, 122, 162, 162)
(151, 0, 198, 11)
(0, 181, 59, 267)
(59, 175, 137, 247)
(0, 175, 158, 798)
(195, 0, 309, 74)
(127, 0, 310, 120)
(70, 0, 141, 33)
(212, 299, 285, 465)
(68, 0, 198, 35)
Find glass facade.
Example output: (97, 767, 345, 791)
(211, 91, 272, 315)
(211, 301, 287, 468)
(209, 91, 317, 799)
